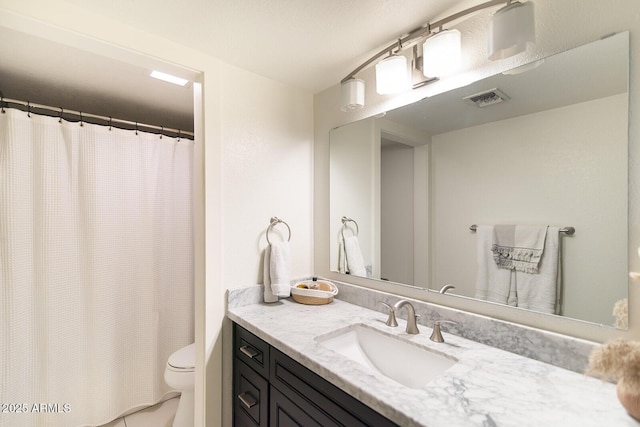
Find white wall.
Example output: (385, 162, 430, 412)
(217, 63, 313, 427)
(0, 2, 314, 427)
(377, 119, 431, 286)
(314, 0, 640, 343)
(219, 64, 313, 288)
(329, 119, 378, 275)
(413, 144, 430, 288)
(329, 117, 430, 282)
(381, 142, 414, 284)
(430, 94, 627, 325)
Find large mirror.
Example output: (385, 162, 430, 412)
(330, 32, 629, 327)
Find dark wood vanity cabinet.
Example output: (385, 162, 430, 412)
(233, 323, 398, 427)
(235, 358, 269, 426)
(234, 323, 270, 426)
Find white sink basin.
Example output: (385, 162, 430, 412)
(317, 324, 457, 389)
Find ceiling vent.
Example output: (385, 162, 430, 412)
(463, 88, 510, 107)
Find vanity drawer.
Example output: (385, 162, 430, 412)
(234, 358, 269, 427)
(270, 385, 325, 427)
(235, 324, 270, 379)
(270, 347, 398, 427)
(233, 322, 398, 426)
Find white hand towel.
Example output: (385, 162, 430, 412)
(475, 225, 516, 306)
(344, 235, 367, 277)
(338, 239, 347, 274)
(492, 225, 548, 273)
(269, 240, 291, 297)
(513, 227, 561, 314)
(262, 246, 278, 303)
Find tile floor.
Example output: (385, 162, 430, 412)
(99, 397, 178, 427)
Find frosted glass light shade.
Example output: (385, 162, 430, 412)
(340, 79, 365, 111)
(422, 29, 462, 77)
(488, 1, 535, 61)
(375, 54, 409, 95)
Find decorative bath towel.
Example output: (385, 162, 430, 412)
(491, 225, 548, 273)
(513, 227, 561, 314)
(474, 225, 516, 306)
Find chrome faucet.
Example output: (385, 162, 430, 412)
(392, 300, 420, 334)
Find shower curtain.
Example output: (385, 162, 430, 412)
(0, 108, 194, 427)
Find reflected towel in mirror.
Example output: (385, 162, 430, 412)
(475, 225, 561, 314)
(492, 225, 548, 273)
(344, 235, 367, 277)
(515, 227, 561, 314)
(474, 225, 516, 306)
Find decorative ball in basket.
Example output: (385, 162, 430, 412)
(291, 280, 338, 305)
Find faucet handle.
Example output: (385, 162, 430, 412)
(430, 320, 458, 343)
(380, 302, 398, 327)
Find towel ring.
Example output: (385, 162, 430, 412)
(341, 216, 359, 240)
(266, 217, 291, 245)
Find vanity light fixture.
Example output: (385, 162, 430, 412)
(488, 1, 535, 60)
(375, 53, 410, 95)
(150, 70, 189, 86)
(340, 78, 365, 111)
(422, 29, 462, 77)
(339, 0, 535, 111)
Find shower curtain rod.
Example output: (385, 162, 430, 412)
(0, 97, 195, 140)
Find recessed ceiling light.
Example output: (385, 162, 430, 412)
(150, 70, 189, 86)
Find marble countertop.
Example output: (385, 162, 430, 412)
(227, 297, 635, 427)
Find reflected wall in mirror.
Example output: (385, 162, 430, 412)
(329, 32, 629, 327)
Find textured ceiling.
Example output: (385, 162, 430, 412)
(0, 0, 512, 130)
(0, 26, 195, 131)
(60, 0, 474, 93)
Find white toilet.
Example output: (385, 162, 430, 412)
(164, 343, 195, 427)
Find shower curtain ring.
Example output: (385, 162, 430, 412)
(108, 116, 112, 131)
(135, 122, 139, 135)
(58, 107, 63, 123)
(1, 97, 5, 114)
(80, 112, 84, 127)
(177, 130, 181, 141)
(27, 101, 31, 118)
(160, 126, 163, 139)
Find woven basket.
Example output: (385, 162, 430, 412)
(291, 280, 338, 305)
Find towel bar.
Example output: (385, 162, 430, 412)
(469, 224, 575, 236)
(266, 217, 291, 244)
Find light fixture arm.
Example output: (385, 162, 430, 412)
(340, 0, 512, 84)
